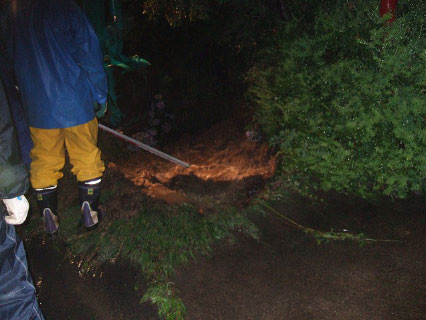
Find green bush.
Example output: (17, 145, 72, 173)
(248, 0, 426, 198)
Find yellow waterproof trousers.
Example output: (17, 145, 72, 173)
(29, 118, 105, 189)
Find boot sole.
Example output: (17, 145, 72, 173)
(81, 202, 105, 231)
(43, 208, 59, 235)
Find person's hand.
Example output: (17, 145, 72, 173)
(96, 102, 108, 118)
(3, 196, 29, 225)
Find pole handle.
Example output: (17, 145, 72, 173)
(99, 123, 190, 168)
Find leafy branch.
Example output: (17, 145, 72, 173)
(259, 202, 400, 245)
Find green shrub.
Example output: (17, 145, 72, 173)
(248, 0, 426, 198)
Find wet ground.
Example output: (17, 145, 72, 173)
(22, 115, 426, 319)
(26, 235, 159, 320)
(174, 195, 426, 320)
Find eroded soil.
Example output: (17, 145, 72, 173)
(114, 115, 276, 208)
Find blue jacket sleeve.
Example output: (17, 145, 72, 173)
(68, 2, 108, 104)
(0, 15, 32, 168)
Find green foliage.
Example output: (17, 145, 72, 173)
(141, 0, 210, 25)
(307, 229, 367, 246)
(248, 0, 426, 199)
(141, 281, 186, 320)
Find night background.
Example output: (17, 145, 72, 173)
(18, 0, 426, 319)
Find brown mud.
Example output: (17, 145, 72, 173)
(115, 116, 276, 208)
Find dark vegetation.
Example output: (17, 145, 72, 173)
(248, 0, 426, 199)
(115, 0, 283, 135)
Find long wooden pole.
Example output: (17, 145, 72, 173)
(98, 123, 190, 168)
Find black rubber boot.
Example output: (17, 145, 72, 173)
(78, 178, 104, 230)
(34, 187, 59, 235)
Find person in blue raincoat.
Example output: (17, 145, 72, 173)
(12, 0, 109, 234)
(0, 67, 45, 320)
(0, 2, 33, 168)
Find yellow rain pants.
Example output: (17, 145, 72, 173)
(29, 118, 105, 189)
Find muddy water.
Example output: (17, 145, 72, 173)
(25, 235, 159, 320)
(116, 117, 276, 207)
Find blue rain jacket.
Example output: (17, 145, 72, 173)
(0, 5, 33, 167)
(13, 0, 107, 129)
(0, 216, 45, 320)
(0, 74, 44, 319)
(0, 49, 32, 167)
